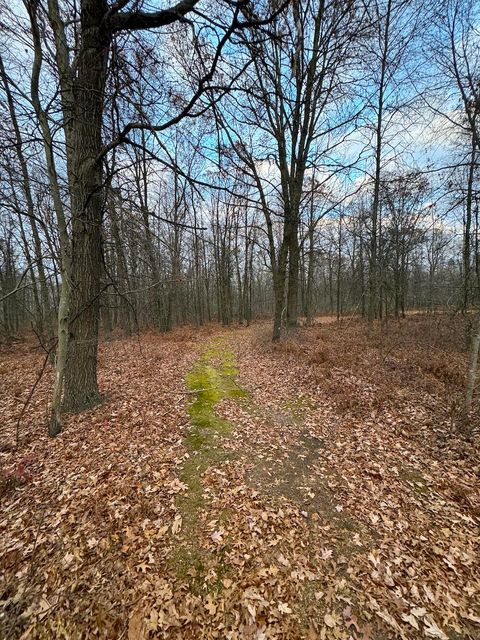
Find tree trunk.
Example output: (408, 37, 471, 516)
(464, 314, 480, 434)
(49, 277, 70, 435)
(286, 221, 299, 326)
(463, 133, 476, 312)
(336, 213, 342, 321)
(27, 1, 72, 433)
(369, 0, 392, 323)
(272, 242, 288, 342)
(305, 226, 315, 325)
(63, 0, 109, 411)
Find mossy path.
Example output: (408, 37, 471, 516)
(171, 338, 248, 584)
(184, 338, 247, 451)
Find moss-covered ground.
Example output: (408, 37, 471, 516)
(171, 339, 248, 587)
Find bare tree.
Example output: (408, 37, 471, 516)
(221, 0, 364, 340)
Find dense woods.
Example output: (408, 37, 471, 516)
(0, 1, 479, 639)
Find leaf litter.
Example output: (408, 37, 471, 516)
(0, 317, 479, 639)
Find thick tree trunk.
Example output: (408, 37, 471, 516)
(286, 222, 299, 327)
(63, 0, 109, 411)
(272, 243, 289, 342)
(62, 169, 103, 410)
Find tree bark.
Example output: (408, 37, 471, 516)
(286, 221, 300, 327)
(463, 132, 476, 313)
(272, 236, 289, 342)
(369, 0, 392, 323)
(464, 314, 480, 433)
(62, 0, 109, 411)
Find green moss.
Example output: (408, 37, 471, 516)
(169, 544, 206, 591)
(169, 339, 248, 588)
(185, 340, 248, 440)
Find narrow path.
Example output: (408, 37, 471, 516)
(171, 330, 383, 638)
(172, 337, 248, 585)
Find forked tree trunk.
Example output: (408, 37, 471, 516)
(26, 1, 72, 433)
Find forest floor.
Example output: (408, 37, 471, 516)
(0, 315, 479, 640)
